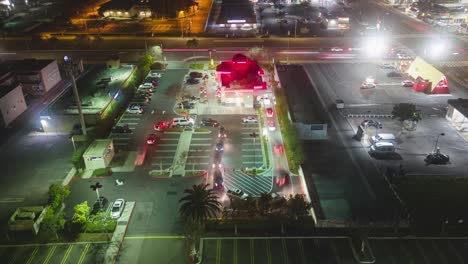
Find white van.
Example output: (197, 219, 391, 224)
(370, 142, 395, 154)
(172, 117, 194, 127)
(371, 133, 396, 144)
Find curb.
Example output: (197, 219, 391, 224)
(109, 202, 136, 264)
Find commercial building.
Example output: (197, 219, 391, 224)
(0, 72, 27, 127)
(215, 53, 266, 107)
(214, 0, 257, 31)
(99, 0, 198, 18)
(446, 98, 468, 132)
(83, 139, 115, 170)
(406, 57, 449, 94)
(4, 59, 62, 97)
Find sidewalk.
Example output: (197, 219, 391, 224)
(104, 201, 135, 264)
(172, 131, 193, 176)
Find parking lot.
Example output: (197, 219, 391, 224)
(202, 237, 355, 264)
(304, 62, 468, 177)
(0, 242, 109, 264)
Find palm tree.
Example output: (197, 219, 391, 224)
(179, 184, 221, 224)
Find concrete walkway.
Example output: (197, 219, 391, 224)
(105, 201, 135, 264)
(172, 131, 193, 176)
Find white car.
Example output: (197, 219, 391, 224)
(242, 116, 258, 124)
(267, 120, 276, 131)
(149, 71, 162, 78)
(402, 80, 414, 87)
(227, 188, 248, 199)
(110, 199, 125, 219)
(126, 103, 143, 114)
(331, 47, 343, 52)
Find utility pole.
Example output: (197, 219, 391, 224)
(69, 70, 87, 136)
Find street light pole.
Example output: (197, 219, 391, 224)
(69, 70, 87, 136)
(90, 182, 103, 207)
(434, 133, 445, 153)
(287, 30, 290, 64)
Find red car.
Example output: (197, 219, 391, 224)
(154, 121, 169, 131)
(146, 134, 158, 145)
(273, 144, 283, 154)
(266, 108, 274, 117)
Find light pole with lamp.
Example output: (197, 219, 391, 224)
(433, 133, 445, 153)
(90, 182, 103, 208)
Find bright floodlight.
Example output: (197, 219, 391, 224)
(362, 36, 388, 58)
(40, 119, 48, 127)
(424, 41, 449, 59)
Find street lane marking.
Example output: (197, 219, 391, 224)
(125, 235, 185, 239)
(242, 143, 261, 145)
(190, 143, 211, 146)
(233, 239, 238, 264)
(191, 137, 212, 141)
(60, 245, 74, 264)
(43, 245, 57, 264)
(159, 144, 178, 146)
(266, 240, 272, 264)
(77, 244, 90, 264)
(26, 246, 38, 264)
(0, 198, 25, 203)
(154, 150, 176, 153)
(298, 239, 305, 263)
(250, 239, 255, 264)
(160, 138, 180, 141)
(216, 239, 221, 264)
(282, 239, 288, 264)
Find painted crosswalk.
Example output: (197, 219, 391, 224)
(223, 170, 273, 196)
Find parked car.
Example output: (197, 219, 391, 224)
(146, 134, 158, 145)
(242, 116, 258, 123)
(361, 120, 382, 129)
(360, 82, 376, 89)
(112, 125, 131, 133)
(189, 72, 203, 78)
(201, 118, 219, 127)
(402, 80, 414, 87)
(154, 121, 169, 131)
(218, 126, 227, 138)
(186, 78, 200, 85)
(149, 72, 162, 78)
(380, 63, 395, 69)
(387, 71, 402, 77)
(110, 199, 125, 219)
(126, 103, 144, 114)
(91, 196, 109, 215)
(424, 152, 450, 164)
(227, 188, 248, 199)
(266, 107, 274, 117)
(178, 101, 195, 109)
(215, 142, 224, 153)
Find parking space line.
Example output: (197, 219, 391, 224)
(60, 245, 74, 264)
(242, 143, 261, 145)
(159, 144, 178, 146)
(330, 242, 342, 264)
(233, 239, 238, 264)
(77, 244, 90, 264)
(250, 239, 255, 264)
(160, 138, 180, 141)
(281, 239, 288, 264)
(190, 143, 211, 146)
(431, 240, 448, 264)
(298, 239, 305, 264)
(266, 240, 272, 264)
(43, 245, 57, 264)
(191, 138, 212, 141)
(154, 150, 177, 153)
(242, 149, 261, 152)
(216, 240, 221, 264)
(26, 246, 38, 264)
(415, 240, 430, 263)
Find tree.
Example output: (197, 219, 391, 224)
(248, 47, 270, 62)
(243, 196, 258, 218)
(73, 201, 90, 225)
(48, 184, 70, 212)
(179, 184, 221, 224)
(41, 207, 66, 240)
(287, 194, 311, 220)
(258, 193, 273, 217)
(186, 38, 199, 49)
(392, 103, 422, 122)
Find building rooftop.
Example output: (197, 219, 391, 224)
(2, 59, 54, 73)
(99, 0, 135, 11)
(216, 0, 256, 24)
(448, 98, 468, 118)
(0, 82, 21, 98)
(83, 139, 113, 157)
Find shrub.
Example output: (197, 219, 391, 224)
(92, 168, 112, 177)
(85, 212, 117, 233)
(48, 184, 70, 212)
